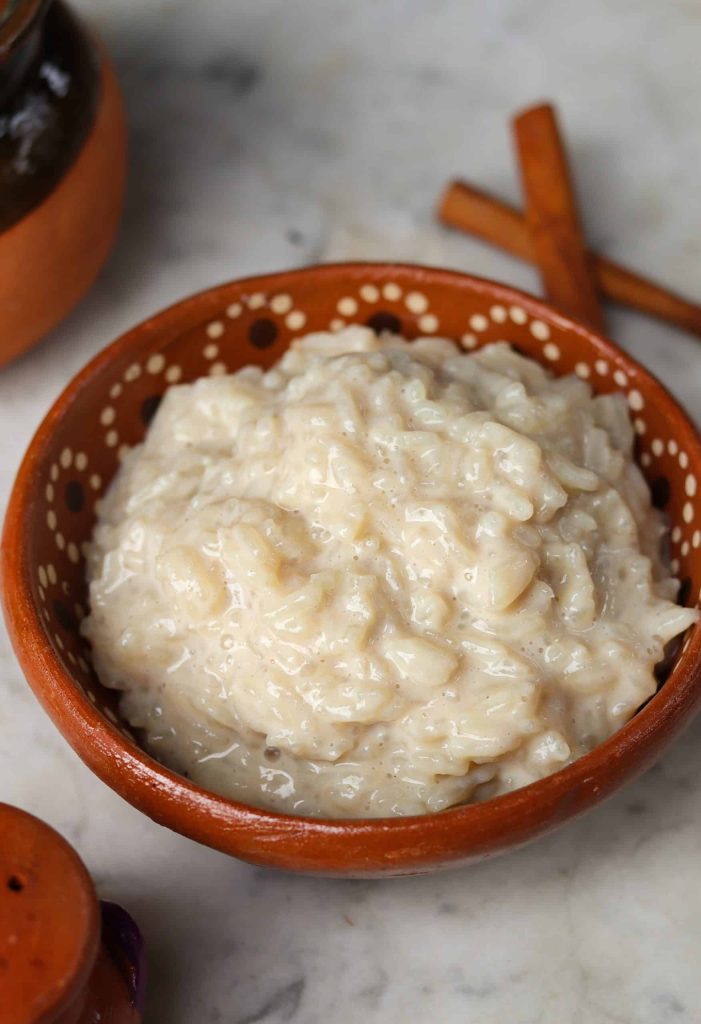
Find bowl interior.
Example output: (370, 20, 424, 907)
(19, 264, 701, 785)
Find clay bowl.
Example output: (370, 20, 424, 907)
(0, 0, 126, 368)
(3, 263, 701, 877)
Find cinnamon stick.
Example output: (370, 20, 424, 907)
(437, 180, 701, 340)
(512, 103, 605, 331)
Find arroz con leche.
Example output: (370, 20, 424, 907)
(82, 326, 698, 817)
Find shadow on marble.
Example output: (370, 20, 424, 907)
(98, 27, 260, 304)
(115, 701, 701, 1021)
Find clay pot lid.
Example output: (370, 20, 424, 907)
(0, 803, 100, 1024)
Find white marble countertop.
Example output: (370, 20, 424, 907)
(3, 1, 701, 1020)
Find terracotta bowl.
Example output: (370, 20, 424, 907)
(3, 263, 701, 877)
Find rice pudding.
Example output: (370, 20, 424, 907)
(82, 327, 698, 817)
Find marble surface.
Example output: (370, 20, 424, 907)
(2, 1, 701, 1020)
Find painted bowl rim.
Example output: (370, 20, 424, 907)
(3, 261, 701, 873)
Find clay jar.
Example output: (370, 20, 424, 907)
(0, 0, 126, 367)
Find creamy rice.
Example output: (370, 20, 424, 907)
(83, 327, 697, 817)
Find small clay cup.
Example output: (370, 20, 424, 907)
(2, 263, 700, 876)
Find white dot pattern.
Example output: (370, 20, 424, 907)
(406, 292, 428, 314)
(206, 321, 225, 339)
(146, 354, 166, 375)
(286, 310, 306, 331)
(337, 297, 358, 317)
(360, 284, 379, 303)
(271, 294, 293, 315)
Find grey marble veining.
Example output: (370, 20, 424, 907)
(2, 1, 701, 1021)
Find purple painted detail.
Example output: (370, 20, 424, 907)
(99, 900, 147, 1013)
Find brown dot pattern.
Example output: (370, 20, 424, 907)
(65, 480, 85, 514)
(651, 476, 671, 509)
(248, 318, 278, 349)
(140, 394, 162, 426)
(366, 311, 402, 335)
(53, 599, 77, 633)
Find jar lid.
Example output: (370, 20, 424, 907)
(0, 803, 101, 1023)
